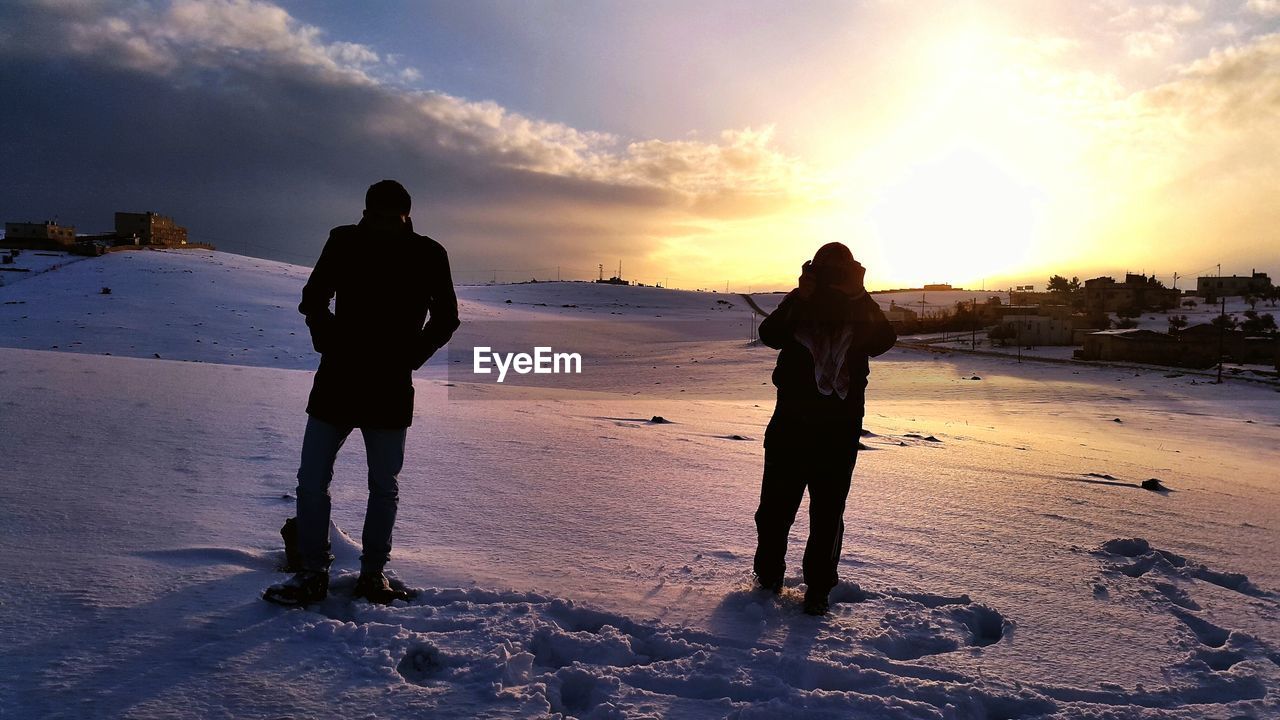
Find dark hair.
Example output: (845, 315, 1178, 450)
(365, 180, 412, 216)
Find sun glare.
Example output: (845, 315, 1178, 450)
(868, 148, 1045, 288)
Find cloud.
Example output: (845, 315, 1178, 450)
(1160, 3, 1204, 25)
(1104, 2, 1208, 60)
(0, 0, 814, 283)
(3, 0, 807, 203)
(1140, 32, 1280, 130)
(1244, 0, 1280, 18)
(1125, 28, 1180, 57)
(1080, 31, 1280, 270)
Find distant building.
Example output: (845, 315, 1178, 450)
(1075, 325, 1280, 368)
(1083, 274, 1180, 313)
(1009, 290, 1067, 307)
(1001, 314, 1074, 345)
(922, 283, 952, 291)
(3, 221, 77, 249)
(114, 211, 188, 246)
(884, 301, 918, 323)
(1179, 324, 1280, 365)
(1075, 329, 1217, 368)
(990, 304, 1041, 321)
(1196, 271, 1272, 297)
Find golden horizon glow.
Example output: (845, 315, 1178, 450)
(637, 14, 1280, 294)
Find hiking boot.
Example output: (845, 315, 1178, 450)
(352, 570, 413, 605)
(803, 590, 830, 616)
(280, 517, 302, 572)
(263, 570, 328, 606)
(754, 574, 783, 595)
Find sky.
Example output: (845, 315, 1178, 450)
(1, 0, 1277, 291)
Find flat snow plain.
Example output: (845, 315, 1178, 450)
(1, 249, 1277, 719)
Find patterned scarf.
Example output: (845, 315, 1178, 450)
(794, 290, 866, 400)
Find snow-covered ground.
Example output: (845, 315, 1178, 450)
(0, 248, 91, 287)
(1, 249, 1278, 719)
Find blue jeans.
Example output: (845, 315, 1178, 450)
(296, 415, 407, 573)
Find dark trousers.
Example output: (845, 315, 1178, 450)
(296, 415, 407, 573)
(753, 443, 857, 595)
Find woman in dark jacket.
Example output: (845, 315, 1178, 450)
(753, 242, 896, 615)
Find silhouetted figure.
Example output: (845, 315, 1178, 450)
(753, 242, 895, 615)
(264, 180, 460, 606)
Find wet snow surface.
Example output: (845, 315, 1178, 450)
(1, 250, 1278, 718)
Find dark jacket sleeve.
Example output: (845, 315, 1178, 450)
(411, 246, 461, 370)
(850, 294, 896, 357)
(298, 231, 340, 354)
(758, 291, 804, 349)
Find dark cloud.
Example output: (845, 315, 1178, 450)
(0, 0, 809, 278)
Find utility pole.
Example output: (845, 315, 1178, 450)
(598, 264, 604, 281)
(971, 297, 977, 349)
(1217, 295, 1226, 383)
(1172, 271, 1179, 291)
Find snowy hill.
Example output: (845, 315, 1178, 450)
(1, 249, 1278, 719)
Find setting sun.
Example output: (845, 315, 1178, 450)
(866, 147, 1045, 288)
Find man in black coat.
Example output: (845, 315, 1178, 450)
(265, 180, 460, 606)
(753, 242, 895, 615)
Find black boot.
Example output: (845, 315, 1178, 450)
(803, 588, 830, 616)
(280, 517, 302, 572)
(754, 573, 783, 595)
(263, 570, 328, 606)
(352, 570, 414, 605)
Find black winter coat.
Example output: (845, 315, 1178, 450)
(299, 219, 460, 429)
(759, 288, 896, 453)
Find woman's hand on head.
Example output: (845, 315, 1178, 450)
(797, 262, 817, 299)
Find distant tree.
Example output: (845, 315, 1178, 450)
(1268, 287, 1280, 307)
(1240, 311, 1277, 333)
(988, 324, 1016, 347)
(1211, 313, 1238, 330)
(1181, 299, 1198, 309)
(1114, 317, 1139, 329)
(1087, 310, 1112, 330)
(1047, 275, 1072, 293)
(950, 301, 982, 330)
(1167, 314, 1188, 333)
(1245, 294, 1259, 310)
(1146, 276, 1166, 289)
(1069, 276, 1082, 292)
